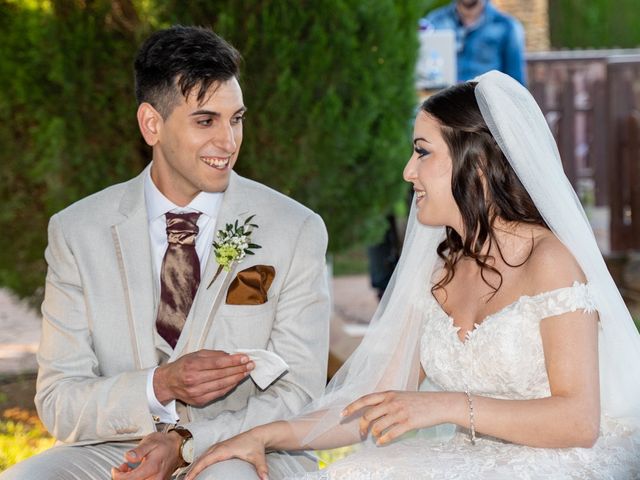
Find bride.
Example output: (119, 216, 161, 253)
(185, 71, 640, 479)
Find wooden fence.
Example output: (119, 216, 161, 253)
(527, 49, 640, 254)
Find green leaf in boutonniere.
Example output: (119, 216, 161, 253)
(207, 214, 262, 288)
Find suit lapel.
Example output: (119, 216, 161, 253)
(173, 172, 250, 357)
(111, 166, 158, 369)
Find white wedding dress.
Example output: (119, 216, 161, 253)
(295, 282, 640, 479)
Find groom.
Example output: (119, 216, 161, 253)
(1, 26, 330, 479)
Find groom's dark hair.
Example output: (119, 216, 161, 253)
(134, 25, 242, 119)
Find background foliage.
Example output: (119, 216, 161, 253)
(155, 0, 426, 250)
(549, 0, 640, 49)
(0, 0, 427, 300)
(0, 0, 145, 299)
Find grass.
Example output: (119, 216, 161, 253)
(0, 408, 55, 472)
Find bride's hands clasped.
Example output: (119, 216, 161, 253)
(342, 390, 457, 445)
(185, 430, 269, 480)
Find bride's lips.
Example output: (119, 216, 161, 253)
(415, 189, 426, 204)
(201, 156, 230, 170)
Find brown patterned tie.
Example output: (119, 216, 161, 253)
(156, 212, 201, 348)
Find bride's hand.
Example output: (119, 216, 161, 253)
(342, 391, 455, 445)
(185, 430, 269, 480)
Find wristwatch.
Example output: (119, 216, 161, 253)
(168, 425, 194, 466)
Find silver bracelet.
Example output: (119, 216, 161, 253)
(465, 389, 477, 445)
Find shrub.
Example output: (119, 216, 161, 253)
(0, 0, 145, 300)
(550, 0, 640, 48)
(1, 0, 427, 299)
(155, 0, 427, 251)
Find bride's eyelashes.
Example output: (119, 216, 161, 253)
(414, 147, 430, 158)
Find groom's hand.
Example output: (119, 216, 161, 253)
(111, 431, 182, 480)
(154, 350, 255, 406)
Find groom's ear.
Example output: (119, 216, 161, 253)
(137, 102, 162, 147)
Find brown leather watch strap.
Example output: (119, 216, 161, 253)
(168, 426, 193, 466)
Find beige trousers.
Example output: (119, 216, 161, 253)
(0, 442, 314, 479)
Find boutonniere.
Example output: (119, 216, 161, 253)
(207, 215, 262, 288)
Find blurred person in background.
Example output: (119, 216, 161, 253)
(421, 0, 527, 85)
(373, 0, 528, 301)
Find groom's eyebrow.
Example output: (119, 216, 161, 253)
(190, 106, 247, 117)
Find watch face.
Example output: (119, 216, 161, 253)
(181, 438, 195, 464)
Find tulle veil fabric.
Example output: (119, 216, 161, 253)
(286, 71, 640, 456)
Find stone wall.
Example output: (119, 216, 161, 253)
(493, 0, 549, 52)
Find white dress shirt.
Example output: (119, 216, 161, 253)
(143, 167, 223, 423)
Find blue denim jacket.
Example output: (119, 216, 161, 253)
(422, 0, 527, 85)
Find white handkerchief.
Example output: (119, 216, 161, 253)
(236, 349, 289, 390)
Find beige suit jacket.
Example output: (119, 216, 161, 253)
(35, 167, 330, 457)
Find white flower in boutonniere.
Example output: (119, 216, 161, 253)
(207, 215, 262, 288)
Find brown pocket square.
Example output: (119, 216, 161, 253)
(226, 265, 275, 305)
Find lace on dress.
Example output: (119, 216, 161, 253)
(294, 283, 640, 480)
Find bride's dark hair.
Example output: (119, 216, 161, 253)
(422, 82, 548, 297)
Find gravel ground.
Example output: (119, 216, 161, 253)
(0, 290, 41, 376)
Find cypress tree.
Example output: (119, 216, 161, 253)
(1, 0, 427, 299)
(0, 0, 144, 299)
(550, 0, 640, 48)
(157, 0, 427, 251)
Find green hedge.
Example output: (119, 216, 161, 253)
(550, 0, 640, 48)
(0, 0, 426, 299)
(156, 0, 427, 251)
(0, 0, 145, 299)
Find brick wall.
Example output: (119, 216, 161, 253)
(493, 0, 549, 52)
